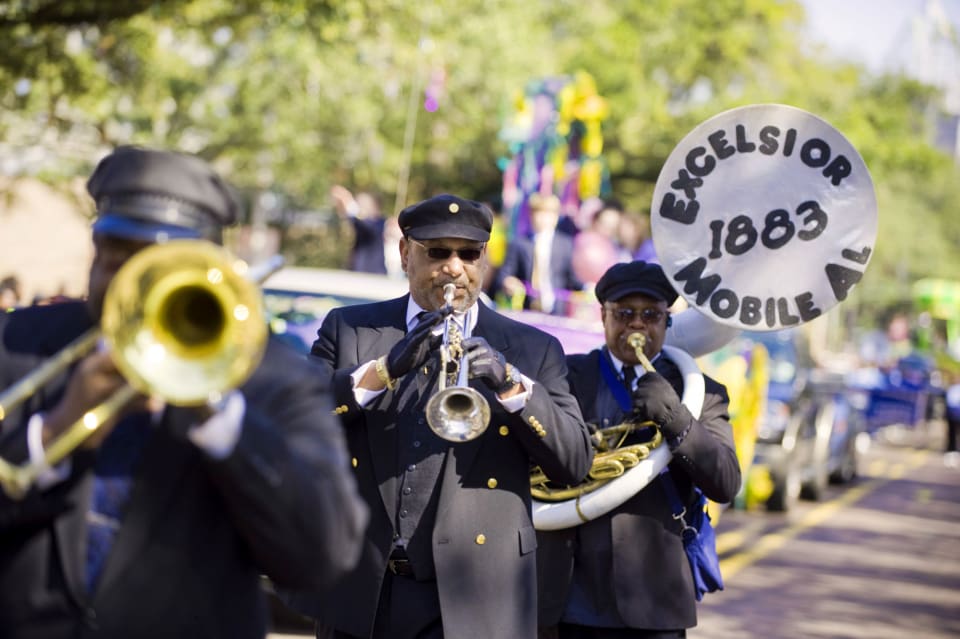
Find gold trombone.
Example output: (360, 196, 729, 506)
(0, 240, 277, 499)
(531, 332, 664, 501)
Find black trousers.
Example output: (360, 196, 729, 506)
(539, 623, 686, 639)
(319, 571, 443, 639)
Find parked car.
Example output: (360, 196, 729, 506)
(847, 351, 947, 436)
(747, 329, 868, 512)
(261, 267, 410, 350)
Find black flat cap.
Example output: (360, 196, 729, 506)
(87, 146, 241, 242)
(398, 194, 492, 242)
(595, 260, 678, 305)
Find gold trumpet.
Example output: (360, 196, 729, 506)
(530, 331, 663, 501)
(0, 240, 276, 499)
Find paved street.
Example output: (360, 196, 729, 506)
(269, 426, 960, 639)
(692, 428, 960, 639)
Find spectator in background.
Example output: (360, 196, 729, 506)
(331, 185, 388, 275)
(945, 371, 960, 468)
(383, 215, 405, 279)
(571, 200, 623, 287)
(617, 211, 652, 262)
(557, 196, 603, 238)
(481, 194, 508, 297)
(0, 275, 21, 311)
(494, 193, 583, 314)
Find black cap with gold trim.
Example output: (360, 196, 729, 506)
(398, 194, 492, 242)
(87, 146, 240, 243)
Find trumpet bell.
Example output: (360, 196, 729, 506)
(102, 240, 267, 406)
(425, 386, 491, 442)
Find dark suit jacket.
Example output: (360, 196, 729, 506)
(0, 301, 368, 639)
(494, 232, 583, 312)
(288, 295, 592, 639)
(537, 349, 741, 630)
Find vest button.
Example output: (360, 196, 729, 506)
(498, 425, 509, 436)
(351, 457, 358, 468)
(475, 533, 486, 545)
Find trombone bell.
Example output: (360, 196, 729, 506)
(0, 240, 270, 499)
(103, 240, 267, 406)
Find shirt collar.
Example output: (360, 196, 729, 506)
(406, 297, 479, 334)
(607, 348, 661, 379)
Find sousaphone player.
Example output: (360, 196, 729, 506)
(537, 260, 741, 639)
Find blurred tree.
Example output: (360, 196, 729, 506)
(0, 0, 956, 311)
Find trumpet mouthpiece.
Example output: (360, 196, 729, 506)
(627, 333, 646, 349)
(442, 283, 456, 305)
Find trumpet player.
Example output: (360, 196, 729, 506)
(537, 260, 741, 639)
(0, 147, 368, 638)
(284, 194, 592, 639)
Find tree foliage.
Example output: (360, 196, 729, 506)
(1, 0, 957, 317)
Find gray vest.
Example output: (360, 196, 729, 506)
(394, 357, 447, 579)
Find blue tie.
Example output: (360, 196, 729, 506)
(85, 412, 151, 592)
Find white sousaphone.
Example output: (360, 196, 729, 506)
(532, 104, 878, 530)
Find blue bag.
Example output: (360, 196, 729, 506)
(660, 473, 724, 601)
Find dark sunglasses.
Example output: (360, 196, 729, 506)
(409, 238, 484, 263)
(609, 307, 667, 324)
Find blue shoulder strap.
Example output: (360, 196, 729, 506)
(597, 348, 632, 413)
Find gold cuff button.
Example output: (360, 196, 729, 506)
(475, 533, 486, 545)
(498, 426, 509, 436)
(351, 457, 358, 468)
(487, 478, 498, 489)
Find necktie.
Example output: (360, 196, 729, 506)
(622, 365, 637, 393)
(410, 310, 428, 331)
(85, 412, 151, 592)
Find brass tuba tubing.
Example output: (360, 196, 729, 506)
(530, 332, 665, 502)
(0, 241, 282, 499)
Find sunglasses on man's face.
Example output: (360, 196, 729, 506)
(608, 307, 667, 325)
(409, 239, 484, 263)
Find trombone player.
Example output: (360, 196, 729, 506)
(284, 194, 592, 639)
(537, 261, 741, 639)
(0, 147, 368, 638)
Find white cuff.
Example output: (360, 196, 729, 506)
(27, 413, 72, 489)
(352, 360, 385, 407)
(496, 372, 535, 413)
(187, 391, 245, 459)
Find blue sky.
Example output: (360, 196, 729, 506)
(800, 0, 960, 74)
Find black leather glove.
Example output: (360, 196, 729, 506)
(386, 308, 447, 378)
(632, 372, 691, 440)
(462, 336, 513, 393)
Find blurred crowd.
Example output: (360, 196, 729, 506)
(331, 184, 658, 318)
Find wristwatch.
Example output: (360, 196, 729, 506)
(497, 363, 523, 393)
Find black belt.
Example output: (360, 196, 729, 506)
(387, 549, 416, 577)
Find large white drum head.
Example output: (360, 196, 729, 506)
(651, 104, 877, 331)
